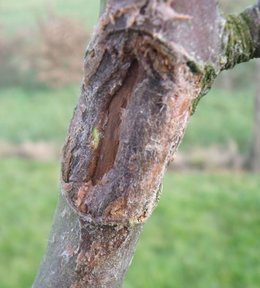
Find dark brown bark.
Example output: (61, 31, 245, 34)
(33, 1, 260, 287)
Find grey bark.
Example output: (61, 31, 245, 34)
(33, 1, 260, 287)
(34, 194, 142, 287)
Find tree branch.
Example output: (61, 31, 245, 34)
(221, 2, 260, 70)
(33, 1, 260, 287)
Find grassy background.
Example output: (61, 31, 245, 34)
(0, 0, 259, 287)
(0, 87, 254, 153)
(0, 87, 79, 143)
(0, 159, 259, 288)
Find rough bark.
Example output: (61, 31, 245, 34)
(33, 1, 260, 287)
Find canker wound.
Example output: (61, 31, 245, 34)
(90, 60, 139, 185)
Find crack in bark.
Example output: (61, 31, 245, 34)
(72, 60, 140, 213)
(61, 17, 205, 226)
(91, 60, 139, 185)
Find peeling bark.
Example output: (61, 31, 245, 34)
(33, 1, 260, 287)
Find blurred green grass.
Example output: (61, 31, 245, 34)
(0, 159, 259, 288)
(0, 87, 78, 143)
(182, 89, 254, 153)
(125, 172, 260, 288)
(0, 87, 254, 153)
(0, 159, 58, 288)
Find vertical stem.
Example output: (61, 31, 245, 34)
(249, 60, 260, 171)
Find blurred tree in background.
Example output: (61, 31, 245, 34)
(249, 60, 260, 171)
(32, 11, 89, 88)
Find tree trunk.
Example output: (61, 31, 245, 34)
(249, 60, 260, 171)
(33, 1, 260, 287)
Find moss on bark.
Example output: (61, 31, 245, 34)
(223, 14, 255, 70)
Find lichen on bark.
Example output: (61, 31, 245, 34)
(191, 65, 218, 114)
(221, 3, 260, 70)
(223, 14, 254, 69)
